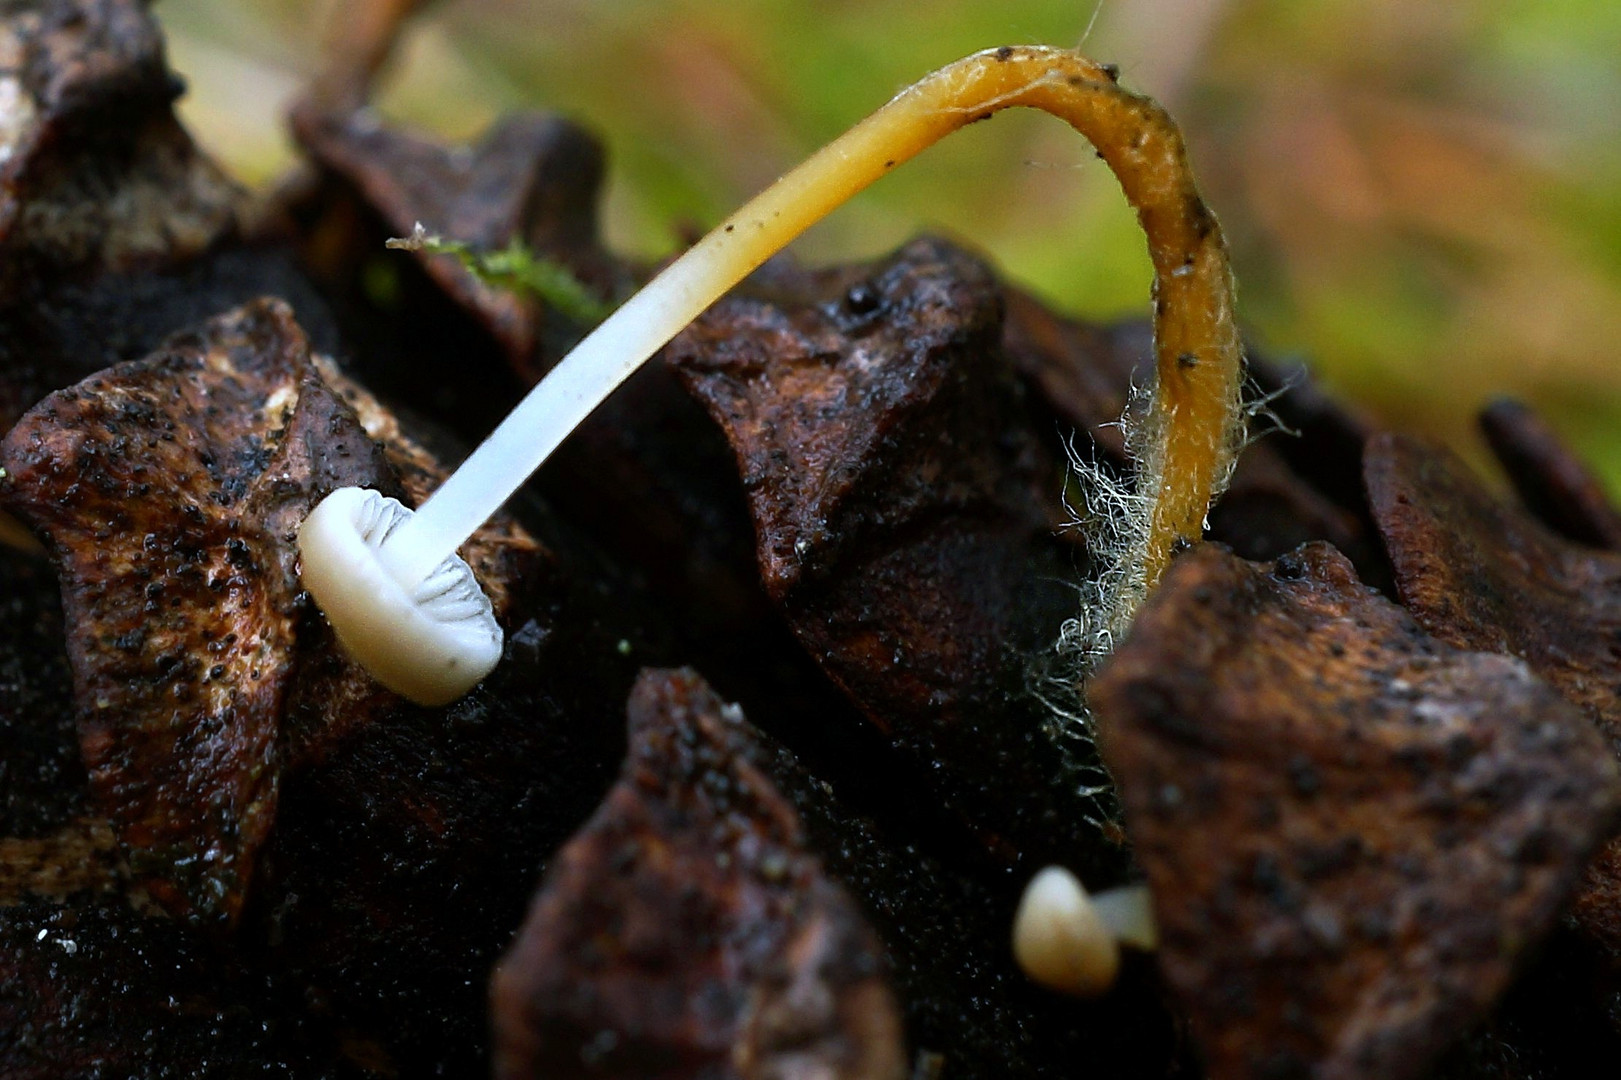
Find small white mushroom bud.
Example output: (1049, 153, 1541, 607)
(1012, 865, 1157, 998)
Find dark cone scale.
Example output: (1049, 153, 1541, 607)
(0, 551, 84, 839)
(0, 300, 382, 925)
(1480, 399, 1621, 551)
(1091, 542, 1621, 1080)
(291, 102, 620, 371)
(0, 298, 540, 926)
(0, 0, 336, 439)
(492, 667, 907, 1080)
(669, 237, 1122, 873)
(1366, 433, 1621, 1003)
(0, 550, 124, 906)
(0, 0, 243, 298)
(1365, 433, 1621, 757)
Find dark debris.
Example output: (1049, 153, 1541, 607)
(249, 607, 641, 1074)
(0, 244, 343, 435)
(0, 551, 85, 838)
(744, 677, 1197, 1080)
(0, 894, 367, 1079)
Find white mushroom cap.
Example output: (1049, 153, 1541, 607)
(1012, 866, 1156, 998)
(298, 487, 502, 706)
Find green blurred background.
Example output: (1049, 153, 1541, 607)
(156, 0, 1621, 490)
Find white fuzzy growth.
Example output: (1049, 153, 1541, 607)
(1046, 388, 1159, 767)
(1054, 360, 1249, 737)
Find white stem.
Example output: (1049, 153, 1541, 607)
(1092, 884, 1158, 951)
(377, 88, 933, 587)
(376, 276, 730, 585)
(377, 45, 1129, 588)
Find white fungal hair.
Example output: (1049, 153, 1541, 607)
(1039, 361, 1272, 817)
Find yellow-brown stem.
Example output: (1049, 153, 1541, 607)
(692, 45, 1243, 610)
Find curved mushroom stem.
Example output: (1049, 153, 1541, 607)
(306, 44, 1244, 701)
